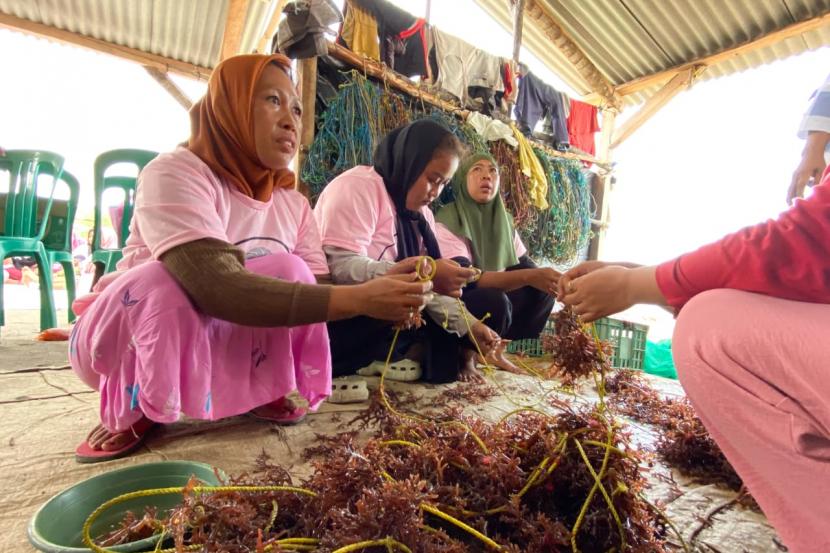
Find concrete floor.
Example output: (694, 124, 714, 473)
(0, 309, 782, 552)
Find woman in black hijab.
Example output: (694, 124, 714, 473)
(315, 120, 501, 388)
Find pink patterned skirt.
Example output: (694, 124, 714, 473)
(70, 253, 331, 432)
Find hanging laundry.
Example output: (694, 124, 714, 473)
(467, 112, 518, 147)
(275, 0, 343, 58)
(567, 99, 601, 157)
(350, 0, 428, 78)
(502, 61, 517, 103)
(559, 92, 571, 119)
(338, 0, 380, 60)
(432, 28, 503, 104)
(514, 71, 570, 149)
(511, 125, 549, 210)
(394, 18, 429, 78)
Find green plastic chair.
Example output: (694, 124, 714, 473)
(91, 149, 157, 283)
(0, 150, 64, 331)
(37, 165, 80, 324)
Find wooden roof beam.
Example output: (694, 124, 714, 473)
(219, 0, 252, 61)
(611, 66, 701, 149)
(0, 12, 212, 80)
(256, 0, 290, 54)
(615, 11, 830, 98)
(524, 0, 619, 107)
(143, 66, 193, 110)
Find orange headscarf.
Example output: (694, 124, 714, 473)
(187, 53, 296, 202)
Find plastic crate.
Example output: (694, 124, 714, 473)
(506, 319, 554, 357)
(593, 317, 648, 370)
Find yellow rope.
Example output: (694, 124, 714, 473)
(331, 537, 413, 553)
(83, 309, 662, 553)
(420, 504, 502, 550)
(378, 439, 421, 448)
(570, 433, 625, 553)
(82, 486, 317, 553)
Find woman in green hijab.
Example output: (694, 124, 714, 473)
(435, 153, 559, 372)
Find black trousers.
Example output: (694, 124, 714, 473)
(328, 314, 465, 384)
(460, 258, 555, 340)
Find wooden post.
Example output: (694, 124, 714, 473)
(587, 108, 617, 261)
(143, 66, 193, 110)
(256, 0, 290, 54)
(296, 57, 318, 197)
(611, 67, 699, 149)
(219, 0, 251, 61)
(511, 0, 526, 65)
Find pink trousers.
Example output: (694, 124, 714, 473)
(674, 289, 830, 552)
(70, 253, 331, 433)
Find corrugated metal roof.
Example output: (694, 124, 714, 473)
(0, 0, 279, 70)
(475, 0, 830, 105)
(2, 0, 828, 101)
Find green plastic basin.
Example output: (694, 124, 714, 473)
(28, 461, 223, 553)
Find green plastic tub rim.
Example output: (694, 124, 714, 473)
(28, 460, 223, 553)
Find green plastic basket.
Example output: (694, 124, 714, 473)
(593, 317, 648, 370)
(506, 319, 555, 357)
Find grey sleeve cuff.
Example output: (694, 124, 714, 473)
(323, 246, 394, 284)
(424, 293, 473, 337)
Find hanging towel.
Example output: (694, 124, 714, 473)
(567, 99, 601, 157)
(339, 0, 380, 60)
(511, 125, 549, 210)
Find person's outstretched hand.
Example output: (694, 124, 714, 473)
(330, 273, 432, 322)
(432, 258, 477, 298)
(560, 265, 664, 322)
(788, 131, 829, 204)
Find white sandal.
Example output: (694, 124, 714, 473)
(357, 359, 422, 382)
(328, 377, 370, 404)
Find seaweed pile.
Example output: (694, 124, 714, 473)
(94, 311, 691, 552)
(100, 405, 671, 552)
(606, 369, 743, 490)
(540, 307, 612, 384)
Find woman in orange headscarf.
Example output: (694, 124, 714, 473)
(69, 54, 431, 463)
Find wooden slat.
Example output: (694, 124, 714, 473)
(611, 67, 699, 149)
(143, 66, 193, 111)
(256, 0, 290, 54)
(0, 12, 212, 80)
(219, 0, 252, 61)
(296, 57, 317, 196)
(512, 0, 527, 64)
(615, 12, 830, 98)
(588, 108, 617, 260)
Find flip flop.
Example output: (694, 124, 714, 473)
(249, 398, 308, 425)
(328, 377, 369, 404)
(75, 418, 156, 464)
(357, 359, 422, 382)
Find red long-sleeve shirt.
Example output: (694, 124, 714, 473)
(656, 167, 830, 312)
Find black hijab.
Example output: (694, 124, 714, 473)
(373, 119, 450, 260)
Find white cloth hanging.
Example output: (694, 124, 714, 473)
(466, 112, 518, 147)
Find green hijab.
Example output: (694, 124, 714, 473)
(435, 152, 519, 271)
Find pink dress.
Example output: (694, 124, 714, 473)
(70, 148, 331, 432)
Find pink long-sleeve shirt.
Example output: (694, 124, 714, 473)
(656, 167, 830, 312)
